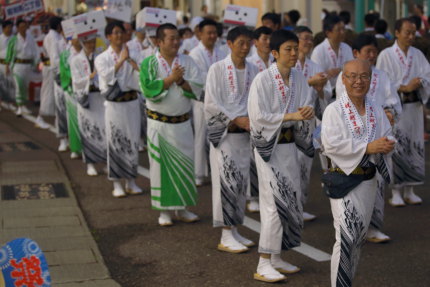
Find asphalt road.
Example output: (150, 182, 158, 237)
(2, 106, 429, 287)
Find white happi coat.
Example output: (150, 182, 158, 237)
(189, 41, 227, 179)
(376, 41, 430, 186)
(205, 56, 259, 227)
(321, 93, 392, 287)
(311, 38, 354, 87)
(179, 35, 199, 54)
(295, 57, 332, 205)
(246, 52, 274, 72)
(248, 63, 313, 254)
(127, 36, 145, 65)
(95, 46, 141, 180)
(71, 49, 106, 164)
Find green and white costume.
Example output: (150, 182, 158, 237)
(60, 47, 82, 153)
(5, 33, 38, 106)
(140, 52, 203, 210)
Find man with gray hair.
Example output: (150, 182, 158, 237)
(321, 59, 394, 286)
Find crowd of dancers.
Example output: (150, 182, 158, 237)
(0, 7, 429, 286)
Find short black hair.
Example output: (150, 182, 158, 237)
(323, 14, 342, 32)
(364, 13, 378, 27)
(339, 11, 351, 25)
(216, 22, 224, 37)
(16, 18, 27, 27)
(270, 29, 298, 52)
(2, 20, 13, 29)
(288, 10, 301, 25)
(352, 33, 378, 51)
(294, 26, 313, 35)
(105, 21, 125, 37)
(49, 16, 63, 30)
(409, 15, 422, 30)
(394, 17, 415, 32)
(156, 23, 178, 40)
(253, 26, 272, 40)
(227, 26, 253, 43)
(179, 27, 192, 38)
(198, 19, 218, 31)
(374, 19, 388, 34)
(262, 12, 281, 26)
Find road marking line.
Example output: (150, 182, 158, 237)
(243, 216, 331, 262)
(4, 104, 331, 262)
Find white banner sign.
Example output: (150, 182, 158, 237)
(3, 0, 45, 20)
(103, 0, 132, 23)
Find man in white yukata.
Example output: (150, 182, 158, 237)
(336, 33, 402, 243)
(127, 24, 147, 152)
(248, 30, 314, 283)
(244, 26, 274, 213)
(205, 26, 259, 254)
(41, 16, 69, 150)
(95, 21, 142, 198)
(140, 23, 203, 226)
(311, 14, 353, 97)
(311, 14, 354, 175)
(179, 16, 202, 54)
(189, 19, 227, 187)
(294, 26, 332, 222)
(0, 21, 14, 109)
(322, 59, 394, 287)
(71, 34, 107, 177)
(376, 18, 430, 207)
(5, 19, 38, 117)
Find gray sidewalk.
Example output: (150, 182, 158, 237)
(0, 120, 120, 287)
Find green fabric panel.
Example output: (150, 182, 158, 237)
(182, 89, 197, 100)
(66, 95, 82, 153)
(149, 151, 161, 163)
(60, 50, 73, 93)
(139, 55, 166, 101)
(13, 73, 26, 105)
(158, 135, 197, 207)
(147, 137, 160, 153)
(5, 35, 17, 66)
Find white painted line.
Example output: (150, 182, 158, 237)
(243, 215, 331, 262)
(4, 103, 331, 262)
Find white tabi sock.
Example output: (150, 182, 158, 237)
(271, 254, 300, 273)
(256, 257, 285, 280)
(220, 228, 247, 251)
(112, 180, 126, 198)
(232, 226, 255, 247)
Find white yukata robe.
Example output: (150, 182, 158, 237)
(179, 35, 199, 54)
(140, 52, 203, 210)
(321, 92, 392, 287)
(189, 41, 227, 180)
(246, 52, 274, 72)
(336, 67, 402, 230)
(0, 33, 14, 103)
(71, 50, 106, 164)
(245, 52, 275, 202)
(205, 56, 259, 227)
(43, 30, 68, 136)
(248, 64, 313, 254)
(6, 33, 38, 106)
(295, 58, 332, 206)
(376, 41, 430, 187)
(95, 46, 141, 180)
(127, 37, 148, 144)
(311, 38, 354, 90)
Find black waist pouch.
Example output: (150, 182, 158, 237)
(322, 164, 376, 199)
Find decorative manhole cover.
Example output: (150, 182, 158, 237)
(1, 183, 68, 200)
(0, 141, 40, 152)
